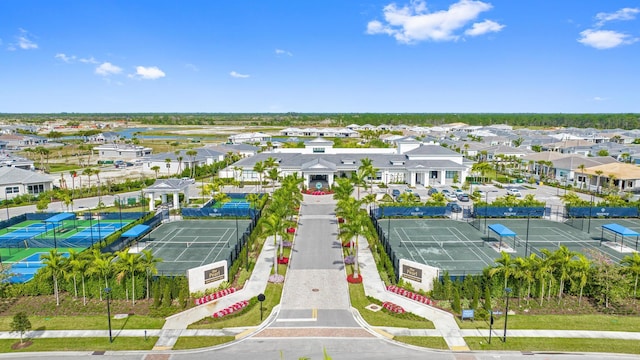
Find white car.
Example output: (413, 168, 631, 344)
(506, 188, 522, 197)
(445, 192, 458, 201)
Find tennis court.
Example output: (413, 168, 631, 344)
(211, 198, 251, 209)
(383, 219, 496, 276)
(381, 217, 631, 277)
(7, 249, 83, 283)
(137, 219, 251, 275)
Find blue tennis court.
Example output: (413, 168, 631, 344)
(221, 202, 250, 208)
(9, 251, 71, 283)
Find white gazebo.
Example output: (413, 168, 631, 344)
(142, 179, 193, 211)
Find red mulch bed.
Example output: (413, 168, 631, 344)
(347, 274, 363, 284)
(277, 257, 290, 265)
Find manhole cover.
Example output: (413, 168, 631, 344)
(312, 288, 319, 292)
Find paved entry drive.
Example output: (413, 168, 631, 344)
(273, 195, 360, 329)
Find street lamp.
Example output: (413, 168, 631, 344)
(114, 195, 123, 229)
(587, 193, 594, 234)
(525, 213, 531, 257)
(503, 287, 512, 343)
(104, 287, 113, 343)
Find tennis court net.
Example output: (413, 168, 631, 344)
(143, 241, 229, 250)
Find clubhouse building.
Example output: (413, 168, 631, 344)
(221, 138, 472, 188)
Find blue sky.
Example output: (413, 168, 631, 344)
(1, 1, 639, 113)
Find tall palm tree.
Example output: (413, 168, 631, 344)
(595, 170, 603, 193)
(140, 249, 162, 299)
(82, 167, 94, 189)
(267, 167, 279, 194)
(262, 213, 285, 275)
(186, 149, 198, 178)
(570, 254, 591, 305)
(63, 249, 82, 299)
(86, 249, 114, 301)
(621, 252, 640, 300)
(41, 249, 66, 306)
(351, 169, 367, 199)
(151, 165, 161, 179)
(333, 177, 355, 202)
(577, 164, 586, 189)
(115, 251, 142, 305)
(176, 153, 183, 175)
(253, 161, 266, 193)
(514, 254, 536, 304)
(489, 252, 514, 291)
(70, 170, 77, 190)
(165, 158, 172, 176)
(553, 245, 578, 301)
(359, 157, 376, 195)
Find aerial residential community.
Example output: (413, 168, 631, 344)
(2, 0, 640, 359)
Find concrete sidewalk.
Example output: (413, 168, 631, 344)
(152, 231, 277, 349)
(356, 238, 470, 351)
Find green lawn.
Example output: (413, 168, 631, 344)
(0, 315, 165, 331)
(188, 283, 283, 329)
(393, 336, 448, 350)
(466, 337, 640, 355)
(0, 337, 158, 353)
(349, 283, 434, 329)
(172, 336, 235, 350)
(457, 314, 640, 332)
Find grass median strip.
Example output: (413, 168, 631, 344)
(0, 315, 165, 331)
(457, 314, 640, 331)
(465, 337, 640, 354)
(0, 337, 158, 353)
(393, 336, 448, 350)
(172, 336, 235, 350)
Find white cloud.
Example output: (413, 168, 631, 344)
(131, 66, 166, 80)
(55, 53, 76, 63)
(9, 29, 38, 50)
(275, 49, 293, 56)
(185, 63, 199, 72)
(578, 29, 637, 49)
(593, 96, 606, 101)
(366, 0, 503, 43)
(230, 71, 250, 78)
(464, 19, 504, 36)
(595, 7, 639, 27)
(95, 62, 123, 76)
(79, 56, 98, 64)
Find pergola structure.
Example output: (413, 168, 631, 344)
(142, 179, 192, 211)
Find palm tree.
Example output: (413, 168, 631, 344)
(86, 249, 114, 301)
(553, 245, 578, 301)
(253, 161, 266, 193)
(351, 169, 367, 199)
(70, 170, 77, 190)
(576, 164, 586, 189)
(262, 213, 285, 275)
(165, 158, 172, 175)
(151, 165, 161, 179)
(621, 252, 640, 300)
(489, 252, 514, 291)
(115, 251, 142, 305)
(267, 167, 279, 194)
(176, 152, 183, 175)
(63, 249, 82, 299)
(140, 249, 162, 299)
(186, 149, 198, 178)
(595, 170, 603, 193)
(82, 167, 94, 189)
(41, 249, 66, 306)
(359, 157, 376, 195)
(333, 177, 354, 202)
(514, 254, 536, 304)
(570, 254, 591, 305)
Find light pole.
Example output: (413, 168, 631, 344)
(104, 287, 113, 343)
(587, 193, 594, 234)
(114, 195, 123, 229)
(4, 189, 9, 221)
(525, 213, 530, 257)
(484, 190, 497, 234)
(503, 287, 512, 343)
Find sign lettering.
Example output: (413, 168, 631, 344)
(402, 264, 422, 283)
(204, 266, 225, 284)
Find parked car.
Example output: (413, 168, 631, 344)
(446, 202, 462, 213)
(441, 189, 451, 195)
(445, 192, 457, 201)
(427, 188, 438, 196)
(455, 189, 464, 195)
(391, 189, 401, 197)
(457, 194, 470, 202)
(506, 188, 522, 197)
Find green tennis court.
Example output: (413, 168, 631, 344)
(136, 219, 251, 276)
(382, 218, 630, 277)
